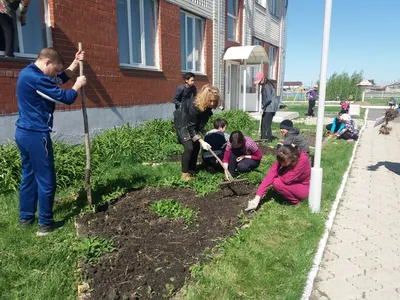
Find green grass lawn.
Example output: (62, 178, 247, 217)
(0, 109, 359, 300)
(184, 138, 355, 300)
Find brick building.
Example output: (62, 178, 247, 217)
(0, 0, 288, 143)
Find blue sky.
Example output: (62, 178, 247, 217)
(285, 0, 400, 86)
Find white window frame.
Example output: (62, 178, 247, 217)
(255, 0, 265, 8)
(268, 45, 277, 80)
(180, 11, 205, 74)
(119, 0, 159, 70)
(270, 0, 277, 16)
(227, 0, 238, 41)
(0, 0, 52, 58)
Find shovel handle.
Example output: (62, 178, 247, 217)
(207, 148, 234, 181)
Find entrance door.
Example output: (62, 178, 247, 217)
(239, 65, 261, 112)
(225, 62, 240, 110)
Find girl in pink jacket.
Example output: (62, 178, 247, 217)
(245, 144, 311, 211)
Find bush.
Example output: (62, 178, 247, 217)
(0, 110, 257, 195)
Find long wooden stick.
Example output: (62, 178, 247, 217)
(78, 42, 92, 205)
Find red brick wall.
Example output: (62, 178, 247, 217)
(0, 0, 213, 115)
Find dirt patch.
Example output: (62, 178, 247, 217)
(258, 144, 277, 155)
(77, 184, 256, 300)
(302, 130, 316, 147)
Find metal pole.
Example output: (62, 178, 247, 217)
(308, 0, 332, 213)
(243, 61, 247, 112)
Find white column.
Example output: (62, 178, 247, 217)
(309, 0, 332, 213)
(243, 61, 247, 112)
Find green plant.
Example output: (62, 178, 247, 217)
(150, 199, 196, 224)
(75, 237, 116, 264)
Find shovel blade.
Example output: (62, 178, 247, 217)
(219, 178, 248, 186)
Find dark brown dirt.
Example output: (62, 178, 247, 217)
(77, 184, 257, 300)
(258, 144, 277, 155)
(302, 130, 316, 147)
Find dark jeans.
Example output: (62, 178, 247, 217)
(326, 123, 339, 133)
(340, 131, 358, 141)
(182, 139, 200, 174)
(0, 13, 15, 56)
(261, 112, 275, 141)
(307, 99, 316, 116)
(228, 148, 260, 177)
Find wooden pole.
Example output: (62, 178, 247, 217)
(78, 42, 92, 205)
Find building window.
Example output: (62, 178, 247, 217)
(270, 0, 277, 16)
(0, 0, 51, 58)
(254, 38, 264, 47)
(227, 0, 238, 41)
(117, 0, 158, 68)
(268, 45, 277, 80)
(180, 11, 204, 73)
(255, 0, 264, 7)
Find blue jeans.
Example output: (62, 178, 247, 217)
(15, 128, 56, 225)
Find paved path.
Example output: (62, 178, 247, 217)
(310, 114, 400, 300)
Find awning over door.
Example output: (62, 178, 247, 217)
(223, 45, 269, 64)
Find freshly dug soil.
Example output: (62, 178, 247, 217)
(77, 184, 257, 300)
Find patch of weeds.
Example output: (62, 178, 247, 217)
(162, 278, 176, 298)
(75, 237, 116, 264)
(150, 199, 197, 224)
(237, 210, 250, 226)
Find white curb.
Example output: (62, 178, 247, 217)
(300, 108, 369, 300)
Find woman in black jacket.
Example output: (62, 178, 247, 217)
(174, 84, 220, 181)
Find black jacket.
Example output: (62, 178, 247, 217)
(172, 84, 197, 109)
(173, 96, 213, 143)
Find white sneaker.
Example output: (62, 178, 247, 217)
(245, 199, 260, 212)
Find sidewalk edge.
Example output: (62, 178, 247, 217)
(300, 108, 369, 300)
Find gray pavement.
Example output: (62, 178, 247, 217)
(310, 115, 400, 300)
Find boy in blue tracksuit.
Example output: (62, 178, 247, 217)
(15, 47, 87, 236)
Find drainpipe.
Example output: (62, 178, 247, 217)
(278, 0, 289, 97)
(216, 0, 221, 91)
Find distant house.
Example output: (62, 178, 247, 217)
(283, 81, 303, 90)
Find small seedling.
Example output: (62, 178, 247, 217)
(75, 236, 116, 264)
(150, 199, 196, 224)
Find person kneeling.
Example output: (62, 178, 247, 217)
(222, 131, 262, 178)
(276, 119, 310, 155)
(202, 118, 230, 170)
(245, 144, 311, 211)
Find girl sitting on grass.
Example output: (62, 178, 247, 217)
(245, 144, 311, 211)
(336, 114, 359, 142)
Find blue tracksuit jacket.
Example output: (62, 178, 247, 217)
(15, 63, 78, 132)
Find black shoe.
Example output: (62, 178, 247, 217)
(36, 220, 65, 237)
(20, 219, 34, 228)
(37, 224, 53, 236)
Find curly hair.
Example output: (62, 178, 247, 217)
(276, 144, 301, 170)
(194, 84, 220, 111)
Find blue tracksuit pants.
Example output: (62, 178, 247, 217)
(15, 128, 56, 225)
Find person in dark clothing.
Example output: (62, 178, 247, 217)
(0, 0, 30, 57)
(202, 118, 229, 169)
(174, 84, 220, 181)
(306, 84, 318, 117)
(277, 119, 310, 155)
(255, 72, 280, 142)
(172, 72, 197, 110)
(222, 131, 262, 178)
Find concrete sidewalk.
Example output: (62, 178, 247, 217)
(310, 116, 400, 300)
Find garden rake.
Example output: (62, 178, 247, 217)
(207, 148, 248, 188)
